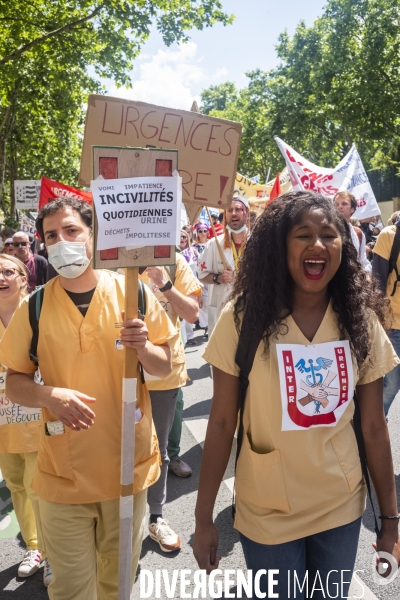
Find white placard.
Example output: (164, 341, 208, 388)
(276, 341, 354, 431)
(91, 175, 182, 251)
(19, 213, 36, 236)
(14, 180, 41, 210)
(275, 137, 380, 220)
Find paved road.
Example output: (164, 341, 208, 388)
(1, 328, 400, 598)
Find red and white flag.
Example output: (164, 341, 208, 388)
(39, 177, 92, 209)
(275, 137, 380, 220)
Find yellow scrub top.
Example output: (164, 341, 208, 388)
(140, 253, 201, 391)
(0, 271, 176, 504)
(373, 225, 400, 328)
(0, 320, 41, 454)
(203, 302, 399, 545)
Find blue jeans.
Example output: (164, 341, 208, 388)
(239, 517, 361, 600)
(383, 328, 400, 417)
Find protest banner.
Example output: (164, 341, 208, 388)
(79, 95, 242, 208)
(39, 176, 92, 209)
(275, 137, 380, 219)
(14, 180, 41, 210)
(91, 146, 177, 269)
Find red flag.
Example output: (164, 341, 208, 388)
(39, 177, 92, 209)
(269, 173, 281, 202)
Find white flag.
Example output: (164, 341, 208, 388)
(275, 137, 380, 220)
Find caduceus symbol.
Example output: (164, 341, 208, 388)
(295, 357, 334, 414)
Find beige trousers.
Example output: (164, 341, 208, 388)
(38, 489, 147, 600)
(0, 451, 41, 551)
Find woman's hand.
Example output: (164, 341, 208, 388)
(373, 530, 400, 580)
(193, 522, 221, 574)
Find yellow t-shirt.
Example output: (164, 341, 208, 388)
(0, 320, 41, 454)
(203, 301, 399, 545)
(373, 225, 400, 328)
(0, 271, 176, 504)
(140, 253, 201, 391)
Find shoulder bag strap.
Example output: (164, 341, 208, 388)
(29, 286, 45, 366)
(388, 223, 400, 296)
(232, 308, 263, 516)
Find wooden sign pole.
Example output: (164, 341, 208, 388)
(92, 146, 178, 599)
(206, 206, 228, 270)
(119, 267, 140, 600)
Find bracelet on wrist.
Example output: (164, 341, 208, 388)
(379, 515, 400, 520)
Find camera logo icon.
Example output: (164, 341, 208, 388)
(372, 551, 398, 585)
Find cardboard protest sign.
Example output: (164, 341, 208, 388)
(14, 180, 41, 210)
(275, 137, 380, 219)
(39, 176, 92, 209)
(92, 146, 177, 269)
(235, 170, 292, 200)
(79, 95, 242, 208)
(91, 175, 181, 251)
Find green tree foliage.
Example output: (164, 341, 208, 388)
(0, 0, 233, 216)
(201, 0, 400, 180)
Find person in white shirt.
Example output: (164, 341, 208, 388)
(333, 191, 372, 272)
(199, 197, 249, 335)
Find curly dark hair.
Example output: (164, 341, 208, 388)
(36, 197, 92, 241)
(232, 191, 391, 367)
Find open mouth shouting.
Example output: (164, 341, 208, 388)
(303, 257, 327, 280)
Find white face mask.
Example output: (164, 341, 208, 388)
(226, 223, 247, 234)
(47, 235, 92, 279)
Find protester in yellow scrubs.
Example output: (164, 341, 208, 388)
(194, 191, 400, 599)
(0, 254, 48, 581)
(0, 198, 176, 600)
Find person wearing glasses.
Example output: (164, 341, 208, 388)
(4, 238, 15, 256)
(12, 232, 48, 291)
(0, 254, 51, 586)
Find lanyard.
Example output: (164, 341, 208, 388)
(231, 240, 243, 269)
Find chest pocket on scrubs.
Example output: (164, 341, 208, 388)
(37, 431, 76, 481)
(235, 432, 291, 512)
(330, 422, 362, 492)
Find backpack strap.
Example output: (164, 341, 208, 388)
(137, 279, 147, 384)
(353, 390, 382, 538)
(138, 279, 146, 321)
(29, 286, 45, 366)
(388, 222, 400, 296)
(233, 308, 264, 516)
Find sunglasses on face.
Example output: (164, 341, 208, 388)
(197, 229, 208, 233)
(4, 242, 13, 247)
(0, 268, 20, 278)
(13, 241, 29, 247)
